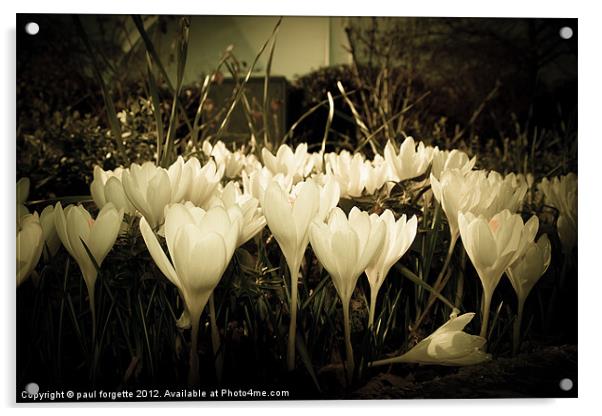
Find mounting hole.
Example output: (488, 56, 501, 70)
(559, 26, 573, 40)
(24, 22, 40, 36)
(559, 378, 573, 391)
(25, 382, 39, 395)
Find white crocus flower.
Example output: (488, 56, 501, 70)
(371, 313, 491, 366)
(181, 157, 224, 208)
(507, 233, 551, 353)
(203, 140, 246, 179)
(54, 202, 124, 337)
(430, 169, 483, 245)
(263, 178, 337, 371)
(241, 154, 263, 176)
(539, 173, 577, 254)
(325, 151, 388, 198)
(165, 156, 192, 203)
(384, 137, 434, 182)
(243, 166, 293, 208)
(263, 179, 319, 369)
(365, 210, 417, 328)
(431, 149, 476, 180)
(139, 203, 241, 384)
(121, 162, 174, 229)
(310, 207, 386, 379)
(481, 172, 528, 218)
(365, 155, 389, 196)
(17, 212, 44, 287)
(39, 205, 61, 258)
(431, 170, 527, 244)
(90, 166, 136, 215)
(312, 174, 341, 222)
(262, 143, 313, 183)
(458, 210, 537, 338)
(209, 181, 266, 246)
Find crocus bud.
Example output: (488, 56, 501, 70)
(17, 212, 44, 286)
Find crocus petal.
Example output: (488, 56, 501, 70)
(89, 203, 124, 266)
(292, 181, 320, 247)
(66, 206, 97, 290)
(105, 176, 135, 214)
(186, 231, 228, 294)
(140, 216, 181, 288)
(53, 202, 75, 257)
(40, 205, 61, 256)
(309, 222, 336, 274)
(17, 218, 43, 285)
(263, 182, 298, 268)
(164, 203, 196, 261)
(147, 170, 172, 226)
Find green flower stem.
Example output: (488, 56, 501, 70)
(188, 313, 201, 386)
(480, 291, 492, 339)
(546, 252, 570, 331)
(287, 262, 301, 371)
(368, 288, 378, 329)
(454, 251, 467, 308)
(369, 355, 410, 367)
(209, 294, 223, 382)
(89, 285, 97, 345)
(512, 297, 526, 355)
(432, 233, 458, 296)
(412, 233, 458, 333)
(342, 299, 355, 382)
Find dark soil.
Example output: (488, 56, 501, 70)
(349, 345, 577, 399)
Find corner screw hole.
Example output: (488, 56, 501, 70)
(559, 378, 573, 391)
(559, 26, 573, 40)
(25, 22, 39, 36)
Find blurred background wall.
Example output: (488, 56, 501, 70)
(80, 15, 352, 82)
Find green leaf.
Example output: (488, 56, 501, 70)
(262, 30, 279, 148)
(296, 329, 322, 393)
(215, 17, 282, 139)
(80, 237, 101, 272)
(161, 17, 190, 167)
(73, 16, 124, 154)
(395, 264, 456, 310)
(146, 52, 165, 164)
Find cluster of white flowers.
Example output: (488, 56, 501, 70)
(16, 135, 577, 377)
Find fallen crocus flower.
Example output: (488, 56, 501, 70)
(371, 312, 491, 367)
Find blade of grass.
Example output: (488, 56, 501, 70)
(27, 195, 92, 206)
(355, 91, 431, 153)
(262, 31, 279, 149)
(191, 48, 233, 148)
(336, 81, 377, 154)
(321, 92, 335, 158)
(146, 52, 165, 164)
(131, 15, 193, 133)
(131, 15, 174, 90)
(395, 264, 456, 311)
(56, 257, 71, 376)
(192, 75, 211, 150)
(279, 90, 355, 147)
(223, 59, 261, 143)
(215, 17, 282, 139)
(138, 293, 155, 376)
(296, 329, 322, 392)
(73, 16, 124, 154)
(161, 17, 190, 167)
